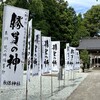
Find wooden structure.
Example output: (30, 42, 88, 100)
(77, 37, 100, 67)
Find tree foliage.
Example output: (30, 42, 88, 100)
(0, 0, 100, 49)
(80, 50, 89, 64)
(83, 5, 100, 37)
(71, 13, 89, 46)
(0, 0, 99, 66)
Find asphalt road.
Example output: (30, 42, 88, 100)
(66, 68, 100, 100)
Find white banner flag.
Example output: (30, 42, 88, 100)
(26, 19, 32, 81)
(42, 36, 51, 74)
(75, 50, 80, 70)
(69, 47, 76, 70)
(64, 44, 71, 71)
(66, 43, 69, 48)
(0, 5, 29, 87)
(51, 41, 60, 72)
(32, 29, 41, 76)
(64, 43, 72, 71)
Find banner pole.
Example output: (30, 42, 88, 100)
(51, 72, 53, 96)
(70, 69, 73, 84)
(58, 77, 60, 91)
(63, 68, 65, 87)
(67, 70, 69, 85)
(26, 77, 28, 100)
(73, 66, 74, 81)
(58, 68, 60, 91)
(72, 66, 75, 86)
(40, 75, 42, 100)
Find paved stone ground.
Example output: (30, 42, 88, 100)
(66, 68, 100, 100)
(0, 70, 88, 100)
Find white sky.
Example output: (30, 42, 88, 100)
(66, 0, 100, 14)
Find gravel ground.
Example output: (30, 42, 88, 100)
(0, 70, 88, 100)
(66, 68, 100, 100)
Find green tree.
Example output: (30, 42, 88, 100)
(14, 0, 29, 9)
(40, 0, 78, 64)
(0, 0, 93, 51)
(71, 13, 89, 46)
(80, 49, 90, 72)
(41, 0, 77, 41)
(14, 0, 44, 32)
(5, 0, 17, 5)
(80, 49, 89, 65)
(83, 5, 100, 37)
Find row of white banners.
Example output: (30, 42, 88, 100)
(0, 5, 80, 87)
(32, 30, 60, 76)
(64, 43, 80, 71)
